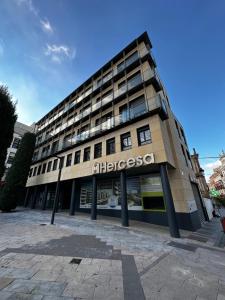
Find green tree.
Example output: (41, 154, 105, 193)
(0, 85, 17, 179)
(0, 132, 36, 212)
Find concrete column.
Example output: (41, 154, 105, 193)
(31, 186, 38, 209)
(69, 179, 76, 215)
(41, 185, 48, 210)
(160, 163, 180, 238)
(24, 188, 29, 207)
(120, 170, 129, 227)
(91, 175, 97, 220)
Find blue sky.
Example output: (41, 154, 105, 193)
(0, 0, 224, 179)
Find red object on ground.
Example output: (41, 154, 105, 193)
(220, 217, 225, 232)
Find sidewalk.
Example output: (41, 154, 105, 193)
(0, 209, 225, 300)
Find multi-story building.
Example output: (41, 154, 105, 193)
(191, 148, 210, 198)
(209, 151, 225, 196)
(1, 121, 34, 182)
(25, 32, 208, 235)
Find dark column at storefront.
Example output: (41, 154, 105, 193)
(31, 186, 38, 209)
(24, 188, 29, 207)
(160, 163, 180, 238)
(70, 179, 76, 215)
(41, 185, 48, 210)
(120, 170, 129, 227)
(91, 175, 97, 220)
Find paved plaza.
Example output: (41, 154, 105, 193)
(0, 209, 225, 299)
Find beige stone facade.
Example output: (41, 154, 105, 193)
(26, 32, 206, 230)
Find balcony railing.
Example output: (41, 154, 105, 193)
(36, 68, 158, 145)
(33, 94, 167, 162)
(37, 45, 151, 133)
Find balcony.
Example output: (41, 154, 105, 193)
(32, 94, 168, 163)
(37, 45, 152, 133)
(37, 68, 161, 145)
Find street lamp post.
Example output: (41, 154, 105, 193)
(50, 155, 63, 225)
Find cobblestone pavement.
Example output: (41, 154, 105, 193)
(0, 209, 225, 299)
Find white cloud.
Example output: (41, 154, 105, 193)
(40, 19, 53, 33)
(202, 159, 222, 182)
(44, 44, 76, 63)
(14, 0, 38, 16)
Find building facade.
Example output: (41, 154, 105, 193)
(209, 151, 225, 196)
(25, 32, 207, 233)
(191, 148, 210, 198)
(1, 121, 34, 182)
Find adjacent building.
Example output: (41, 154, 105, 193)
(25, 32, 208, 233)
(191, 148, 210, 198)
(209, 151, 225, 196)
(1, 121, 34, 183)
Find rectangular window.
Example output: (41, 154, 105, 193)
(33, 166, 37, 176)
(7, 153, 15, 164)
(29, 168, 33, 177)
(117, 61, 125, 73)
(59, 157, 64, 169)
(180, 127, 187, 145)
(181, 144, 188, 166)
(33, 151, 39, 161)
(137, 125, 151, 146)
(12, 137, 21, 149)
(121, 132, 132, 151)
(74, 150, 81, 164)
(129, 96, 146, 119)
(66, 153, 72, 167)
(174, 120, 181, 138)
(127, 71, 142, 90)
(52, 159, 58, 171)
(125, 51, 138, 67)
(94, 143, 102, 159)
(42, 163, 46, 174)
(83, 147, 91, 162)
(37, 165, 42, 175)
(106, 138, 115, 155)
(51, 140, 59, 154)
(47, 161, 52, 172)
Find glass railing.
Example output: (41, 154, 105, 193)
(40, 68, 156, 140)
(33, 94, 166, 162)
(37, 46, 151, 132)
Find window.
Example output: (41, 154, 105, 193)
(186, 150, 193, 169)
(181, 144, 188, 166)
(12, 137, 21, 149)
(47, 161, 52, 172)
(119, 104, 129, 123)
(52, 159, 58, 171)
(7, 153, 15, 164)
(180, 127, 187, 145)
(83, 147, 91, 162)
(121, 132, 132, 151)
(37, 165, 42, 175)
(130, 96, 146, 119)
(74, 150, 81, 164)
(125, 51, 138, 67)
(42, 163, 46, 174)
(33, 167, 37, 176)
(137, 126, 151, 146)
(127, 71, 142, 90)
(29, 168, 33, 177)
(51, 140, 59, 154)
(106, 138, 115, 155)
(174, 119, 181, 138)
(33, 151, 39, 161)
(66, 153, 72, 167)
(94, 143, 102, 158)
(59, 157, 64, 169)
(117, 61, 125, 73)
